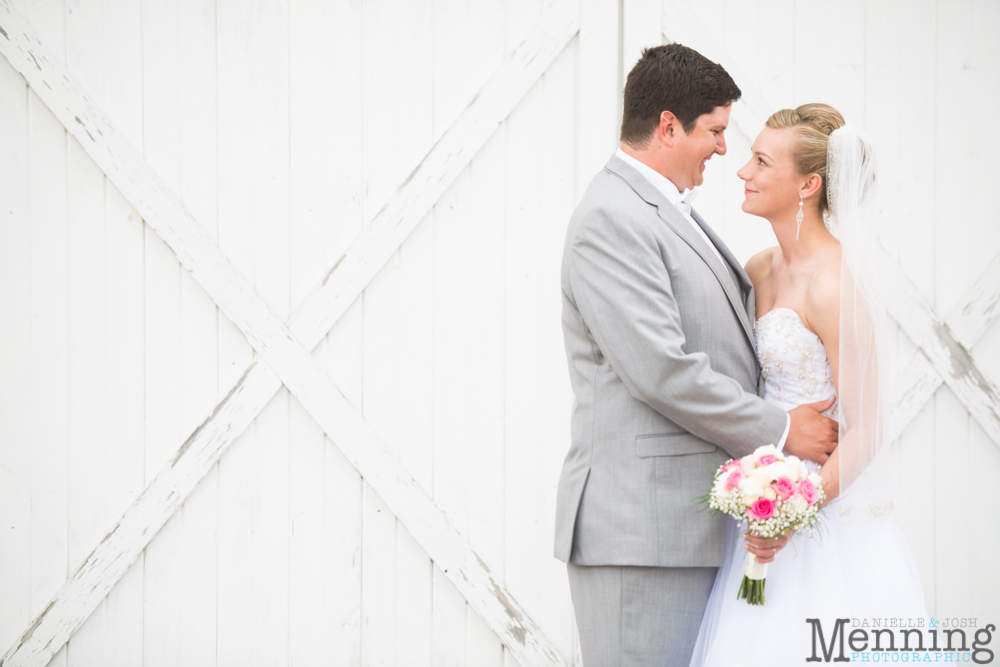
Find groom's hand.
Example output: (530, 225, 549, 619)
(784, 396, 839, 464)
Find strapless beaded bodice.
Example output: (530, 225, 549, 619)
(754, 308, 838, 417)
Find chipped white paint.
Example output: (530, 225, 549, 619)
(875, 245, 1000, 446)
(0, 0, 578, 665)
(887, 253, 1000, 441)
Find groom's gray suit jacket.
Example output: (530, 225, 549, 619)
(555, 154, 788, 568)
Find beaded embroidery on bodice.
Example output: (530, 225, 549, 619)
(754, 308, 838, 417)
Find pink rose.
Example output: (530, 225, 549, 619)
(747, 498, 775, 520)
(772, 477, 796, 500)
(757, 455, 778, 467)
(724, 471, 742, 491)
(799, 479, 819, 505)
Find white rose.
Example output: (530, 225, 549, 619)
(766, 462, 793, 481)
(763, 487, 777, 501)
(753, 444, 779, 458)
(808, 473, 823, 487)
(754, 467, 775, 486)
(795, 460, 810, 480)
(740, 457, 757, 475)
(740, 477, 764, 499)
(785, 455, 802, 468)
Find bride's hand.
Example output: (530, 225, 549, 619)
(743, 531, 793, 564)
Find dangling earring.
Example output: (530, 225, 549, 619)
(795, 195, 804, 240)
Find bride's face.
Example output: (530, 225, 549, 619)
(738, 127, 804, 220)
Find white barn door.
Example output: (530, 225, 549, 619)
(1, 1, 998, 666)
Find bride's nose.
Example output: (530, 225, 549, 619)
(736, 161, 751, 181)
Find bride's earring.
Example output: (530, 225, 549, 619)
(795, 195, 804, 240)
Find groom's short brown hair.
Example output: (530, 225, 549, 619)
(621, 43, 741, 146)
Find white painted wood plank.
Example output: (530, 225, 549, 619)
(214, 0, 260, 664)
(969, 419, 1000, 621)
(26, 97, 68, 667)
(216, 422, 258, 667)
(102, 184, 146, 667)
(27, 87, 70, 630)
(576, 0, 619, 197)
(251, 3, 291, 663)
(0, 3, 580, 663)
(175, 0, 220, 656)
(622, 0, 660, 88)
(432, 566, 467, 667)
(503, 60, 546, 637)
(826, 0, 866, 125)
(141, 226, 183, 667)
(464, 128, 507, 584)
(932, 0, 975, 618)
(324, 434, 364, 666)
(254, 391, 291, 667)
(791, 1, 829, 111)
(361, 482, 396, 667)
(0, 54, 31, 655)
(396, 523, 433, 667)
(288, 0, 340, 310)
(467, 605, 503, 667)
(101, 0, 143, 151)
(891, 0, 940, 613)
(288, 398, 332, 666)
(65, 136, 109, 665)
(536, 44, 578, 655)
(62, 4, 108, 663)
(140, 0, 186, 661)
(432, 170, 473, 538)
(661, 0, 773, 138)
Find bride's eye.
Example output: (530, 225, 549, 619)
(757, 157, 766, 166)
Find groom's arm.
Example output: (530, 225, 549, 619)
(567, 204, 786, 459)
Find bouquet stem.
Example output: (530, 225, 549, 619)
(738, 555, 768, 605)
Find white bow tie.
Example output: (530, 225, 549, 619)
(678, 188, 697, 216)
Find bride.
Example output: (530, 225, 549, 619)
(689, 104, 928, 666)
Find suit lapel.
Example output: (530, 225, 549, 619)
(690, 210, 756, 345)
(605, 156, 756, 350)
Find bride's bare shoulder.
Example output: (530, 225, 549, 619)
(744, 246, 779, 285)
(805, 247, 842, 337)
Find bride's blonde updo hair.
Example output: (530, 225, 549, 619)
(765, 103, 845, 214)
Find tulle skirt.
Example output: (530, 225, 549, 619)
(688, 491, 928, 667)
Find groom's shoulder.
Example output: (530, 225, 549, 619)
(571, 164, 655, 231)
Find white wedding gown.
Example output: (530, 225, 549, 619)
(688, 308, 928, 667)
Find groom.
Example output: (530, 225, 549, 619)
(554, 44, 838, 666)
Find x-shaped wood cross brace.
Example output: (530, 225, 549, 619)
(0, 1, 579, 665)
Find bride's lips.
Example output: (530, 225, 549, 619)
(744, 189, 757, 195)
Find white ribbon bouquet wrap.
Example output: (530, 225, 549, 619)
(705, 445, 826, 605)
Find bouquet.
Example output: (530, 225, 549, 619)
(706, 444, 826, 605)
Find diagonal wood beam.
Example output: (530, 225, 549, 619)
(0, 1, 578, 665)
(661, 1, 1000, 447)
(877, 248, 1000, 444)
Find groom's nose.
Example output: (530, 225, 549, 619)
(715, 132, 728, 156)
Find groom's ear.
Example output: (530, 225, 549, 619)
(659, 110, 681, 145)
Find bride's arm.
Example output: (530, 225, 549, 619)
(806, 260, 842, 503)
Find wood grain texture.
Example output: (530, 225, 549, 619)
(0, 1, 579, 665)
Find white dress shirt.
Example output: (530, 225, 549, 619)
(615, 148, 727, 268)
(615, 148, 792, 449)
